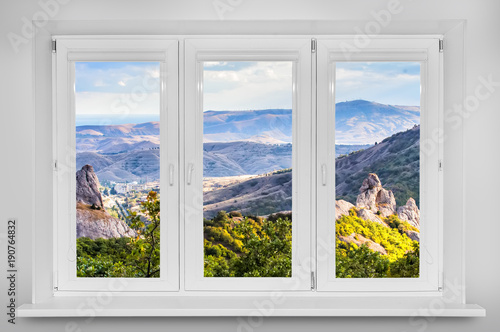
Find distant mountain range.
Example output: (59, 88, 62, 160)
(75, 100, 419, 182)
(202, 125, 420, 218)
(335, 100, 419, 144)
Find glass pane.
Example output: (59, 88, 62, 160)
(335, 62, 421, 278)
(75, 62, 161, 278)
(203, 61, 293, 277)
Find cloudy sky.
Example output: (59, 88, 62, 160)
(75, 62, 160, 116)
(203, 61, 293, 111)
(75, 60, 421, 116)
(335, 62, 421, 106)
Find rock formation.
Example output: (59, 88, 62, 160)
(76, 165, 103, 208)
(337, 233, 387, 255)
(335, 200, 354, 220)
(76, 165, 135, 240)
(397, 198, 420, 228)
(356, 173, 396, 217)
(356, 208, 384, 225)
(335, 173, 421, 242)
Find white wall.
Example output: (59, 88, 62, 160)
(1, 0, 499, 331)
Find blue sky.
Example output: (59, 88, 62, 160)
(335, 62, 421, 106)
(74, 60, 420, 116)
(203, 61, 293, 111)
(75, 62, 160, 115)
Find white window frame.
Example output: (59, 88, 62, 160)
(53, 37, 179, 292)
(20, 19, 485, 316)
(183, 38, 312, 291)
(316, 37, 442, 292)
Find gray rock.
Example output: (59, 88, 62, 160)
(76, 165, 135, 239)
(76, 165, 103, 208)
(397, 198, 420, 228)
(338, 233, 387, 255)
(335, 200, 354, 220)
(404, 230, 420, 242)
(76, 203, 136, 240)
(356, 173, 396, 217)
(356, 208, 386, 226)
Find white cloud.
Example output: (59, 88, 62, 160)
(75, 91, 159, 115)
(203, 62, 293, 111)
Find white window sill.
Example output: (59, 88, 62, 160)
(18, 296, 485, 317)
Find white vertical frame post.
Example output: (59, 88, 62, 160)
(54, 37, 179, 292)
(184, 38, 312, 291)
(316, 37, 442, 292)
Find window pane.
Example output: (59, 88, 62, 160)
(203, 61, 293, 278)
(335, 62, 421, 278)
(75, 62, 161, 278)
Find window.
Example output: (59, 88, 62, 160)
(54, 38, 179, 291)
(184, 38, 312, 291)
(52, 37, 441, 293)
(316, 38, 442, 291)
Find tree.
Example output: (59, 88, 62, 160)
(126, 191, 160, 277)
(232, 217, 292, 277)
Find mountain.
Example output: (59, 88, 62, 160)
(74, 100, 419, 182)
(203, 109, 292, 143)
(76, 122, 159, 137)
(335, 100, 419, 144)
(75, 165, 135, 239)
(204, 142, 292, 177)
(203, 170, 292, 218)
(203, 126, 420, 218)
(335, 125, 420, 206)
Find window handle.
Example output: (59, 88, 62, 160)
(169, 164, 174, 186)
(187, 163, 194, 185)
(321, 164, 327, 186)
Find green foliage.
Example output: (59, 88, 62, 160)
(336, 243, 389, 278)
(78, 201, 419, 279)
(335, 212, 419, 278)
(203, 211, 292, 277)
(389, 242, 420, 278)
(126, 191, 161, 277)
(77, 191, 161, 278)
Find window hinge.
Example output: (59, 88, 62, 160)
(438, 159, 443, 171)
(53, 160, 58, 171)
(311, 38, 317, 53)
(311, 271, 315, 290)
(52, 40, 56, 53)
(439, 39, 444, 53)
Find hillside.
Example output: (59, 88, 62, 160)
(203, 109, 292, 143)
(203, 170, 292, 218)
(335, 125, 420, 206)
(335, 100, 419, 144)
(203, 126, 420, 217)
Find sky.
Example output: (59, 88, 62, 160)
(203, 61, 293, 111)
(335, 62, 421, 106)
(75, 62, 160, 116)
(74, 60, 421, 116)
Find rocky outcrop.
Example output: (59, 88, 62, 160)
(76, 203, 136, 240)
(356, 208, 384, 226)
(76, 165, 135, 239)
(404, 230, 420, 242)
(76, 165, 103, 208)
(338, 233, 387, 255)
(335, 200, 354, 220)
(356, 173, 396, 217)
(397, 198, 420, 228)
(335, 173, 420, 234)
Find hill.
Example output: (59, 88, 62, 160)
(203, 126, 420, 218)
(335, 125, 420, 206)
(335, 100, 419, 144)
